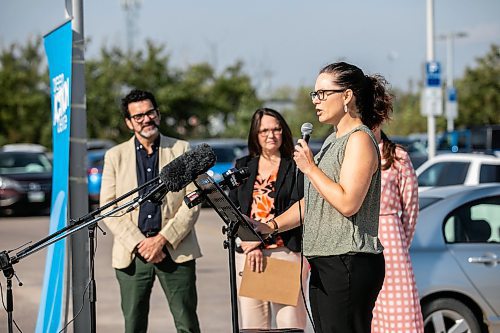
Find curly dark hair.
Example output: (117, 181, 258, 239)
(247, 108, 294, 158)
(120, 89, 158, 119)
(319, 62, 393, 130)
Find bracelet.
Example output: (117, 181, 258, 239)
(266, 218, 279, 236)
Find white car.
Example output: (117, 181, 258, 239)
(417, 153, 500, 191)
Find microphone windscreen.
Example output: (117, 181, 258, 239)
(301, 123, 313, 142)
(160, 143, 216, 192)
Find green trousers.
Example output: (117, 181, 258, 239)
(115, 254, 200, 333)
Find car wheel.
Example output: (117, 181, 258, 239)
(422, 298, 481, 333)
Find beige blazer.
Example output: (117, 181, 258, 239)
(100, 135, 202, 269)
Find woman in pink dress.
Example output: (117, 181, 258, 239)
(371, 129, 424, 333)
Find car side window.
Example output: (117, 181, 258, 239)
(443, 196, 500, 243)
(418, 161, 470, 187)
(479, 164, 500, 183)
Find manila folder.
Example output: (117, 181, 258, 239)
(239, 256, 301, 306)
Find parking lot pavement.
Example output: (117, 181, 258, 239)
(0, 209, 313, 332)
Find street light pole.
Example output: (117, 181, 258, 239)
(438, 32, 467, 132)
(426, 0, 437, 159)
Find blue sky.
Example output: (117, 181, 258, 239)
(1, 0, 499, 94)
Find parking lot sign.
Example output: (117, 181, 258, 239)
(421, 87, 443, 116)
(446, 87, 458, 119)
(426, 61, 441, 87)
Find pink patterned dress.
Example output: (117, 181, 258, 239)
(371, 143, 424, 333)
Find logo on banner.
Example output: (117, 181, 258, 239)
(52, 73, 69, 133)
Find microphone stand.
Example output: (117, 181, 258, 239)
(189, 173, 264, 333)
(0, 176, 162, 333)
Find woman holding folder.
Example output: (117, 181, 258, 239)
(229, 108, 308, 330)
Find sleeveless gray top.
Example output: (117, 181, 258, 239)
(303, 125, 384, 257)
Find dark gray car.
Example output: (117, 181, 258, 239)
(0, 150, 53, 215)
(411, 184, 500, 332)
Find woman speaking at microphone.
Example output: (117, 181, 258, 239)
(253, 62, 393, 333)
(229, 108, 308, 330)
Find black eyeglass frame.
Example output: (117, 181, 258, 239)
(309, 89, 345, 101)
(128, 108, 159, 122)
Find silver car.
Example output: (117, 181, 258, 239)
(411, 184, 500, 332)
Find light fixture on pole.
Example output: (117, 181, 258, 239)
(437, 31, 468, 132)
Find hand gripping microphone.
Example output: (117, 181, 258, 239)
(300, 122, 313, 143)
(184, 167, 250, 209)
(126, 144, 216, 212)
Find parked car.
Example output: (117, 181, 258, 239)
(87, 149, 107, 208)
(1, 143, 48, 153)
(0, 148, 53, 215)
(390, 135, 428, 169)
(190, 139, 247, 183)
(87, 139, 115, 151)
(417, 153, 500, 192)
(411, 184, 500, 333)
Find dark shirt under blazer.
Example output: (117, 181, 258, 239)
(229, 155, 303, 252)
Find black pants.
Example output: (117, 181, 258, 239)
(308, 253, 385, 333)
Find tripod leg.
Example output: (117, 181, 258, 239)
(88, 226, 97, 333)
(224, 226, 240, 333)
(7, 276, 13, 333)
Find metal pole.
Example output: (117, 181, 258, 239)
(426, 0, 436, 158)
(67, 0, 91, 332)
(446, 34, 454, 132)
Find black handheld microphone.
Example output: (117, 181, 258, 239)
(126, 144, 216, 212)
(300, 122, 313, 143)
(295, 123, 314, 185)
(183, 167, 250, 209)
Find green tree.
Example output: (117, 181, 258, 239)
(85, 41, 177, 142)
(0, 38, 262, 148)
(209, 61, 262, 138)
(455, 44, 500, 126)
(384, 87, 428, 136)
(85, 42, 261, 142)
(0, 39, 51, 146)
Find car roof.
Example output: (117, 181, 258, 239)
(424, 153, 500, 163)
(87, 149, 108, 158)
(416, 152, 500, 175)
(419, 183, 500, 200)
(412, 183, 500, 249)
(1, 143, 48, 153)
(87, 139, 115, 151)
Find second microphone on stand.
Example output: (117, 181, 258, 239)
(184, 167, 250, 209)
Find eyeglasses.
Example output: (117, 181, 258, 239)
(258, 127, 282, 137)
(129, 108, 158, 122)
(309, 89, 345, 101)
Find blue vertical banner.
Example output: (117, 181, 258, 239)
(38, 20, 72, 333)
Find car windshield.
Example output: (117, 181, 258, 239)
(0, 152, 52, 174)
(418, 161, 470, 187)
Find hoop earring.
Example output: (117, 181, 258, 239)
(344, 104, 348, 113)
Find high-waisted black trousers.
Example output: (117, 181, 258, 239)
(308, 253, 385, 333)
